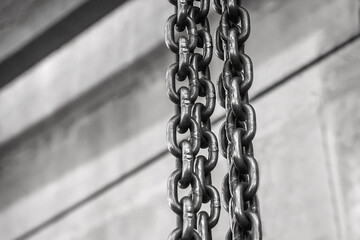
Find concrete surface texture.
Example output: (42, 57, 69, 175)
(0, 0, 359, 239)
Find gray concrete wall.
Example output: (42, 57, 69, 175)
(0, 0, 359, 239)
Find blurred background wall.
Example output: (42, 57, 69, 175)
(0, 0, 359, 239)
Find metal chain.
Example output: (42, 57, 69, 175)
(165, 0, 221, 239)
(213, 0, 262, 239)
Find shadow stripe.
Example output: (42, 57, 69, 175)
(0, 0, 129, 89)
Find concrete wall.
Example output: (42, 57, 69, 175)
(0, 0, 359, 239)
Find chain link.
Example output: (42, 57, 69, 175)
(165, 0, 221, 239)
(213, 0, 262, 239)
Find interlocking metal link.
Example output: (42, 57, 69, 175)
(213, 0, 262, 239)
(165, 0, 221, 239)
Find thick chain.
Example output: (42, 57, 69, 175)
(165, 0, 221, 239)
(213, 0, 262, 239)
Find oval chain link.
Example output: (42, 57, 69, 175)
(165, 0, 221, 239)
(213, 0, 262, 239)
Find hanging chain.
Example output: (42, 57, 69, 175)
(165, 0, 221, 239)
(213, 0, 262, 239)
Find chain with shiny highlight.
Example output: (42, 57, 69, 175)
(213, 0, 262, 239)
(165, 0, 221, 239)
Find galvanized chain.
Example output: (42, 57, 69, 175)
(165, 0, 221, 239)
(213, 0, 262, 239)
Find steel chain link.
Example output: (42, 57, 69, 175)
(165, 0, 221, 239)
(213, 0, 262, 239)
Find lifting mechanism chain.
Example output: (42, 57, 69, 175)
(165, 0, 262, 239)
